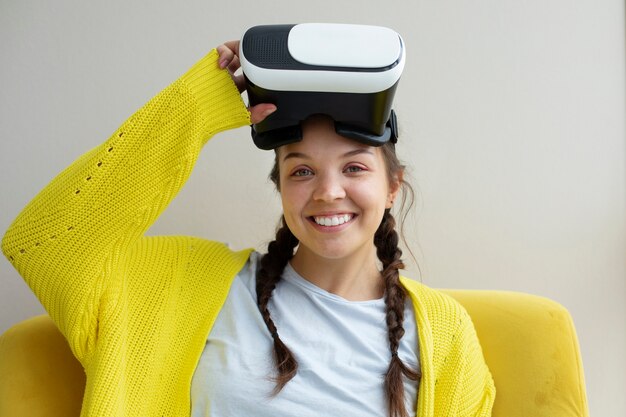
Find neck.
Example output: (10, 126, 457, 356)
(289, 246, 384, 301)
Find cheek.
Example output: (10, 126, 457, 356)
(351, 180, 390, 210)
(279, 187, 309, 238)
(280, 184, 307, 216)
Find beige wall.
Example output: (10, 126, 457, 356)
(1, 1, 624, 415)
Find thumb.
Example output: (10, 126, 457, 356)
(249, 104, 277, 125)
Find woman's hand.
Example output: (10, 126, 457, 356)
(216, 40, 276, 124)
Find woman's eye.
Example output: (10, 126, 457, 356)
(345, 165, 365, 173)
(292, 168, 313, 177)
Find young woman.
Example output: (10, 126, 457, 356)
(2, 40, 494, 417)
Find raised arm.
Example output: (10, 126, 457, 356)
(1, 48, 258, 362)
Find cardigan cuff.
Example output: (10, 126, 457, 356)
(181, 49, 251, 141)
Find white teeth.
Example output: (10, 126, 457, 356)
(314, 214, 352, 226)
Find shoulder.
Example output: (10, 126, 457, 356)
(125, 236, 253, 278)
(185, 237, 254, 269)
(128, 235, 252, 259)
(400, 276, 469, 325)
(399, 276, 477, 357)
(122, 236, 255, 324)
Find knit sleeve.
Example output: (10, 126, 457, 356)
(1, 49, 250, 362)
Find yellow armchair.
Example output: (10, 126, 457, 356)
(0, 290, 589, 417)
(445, 290, 589, 417)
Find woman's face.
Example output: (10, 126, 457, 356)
(276, 116, 401, 264)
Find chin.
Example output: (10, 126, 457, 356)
(298, 239, 372, 263)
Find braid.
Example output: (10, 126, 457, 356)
(256, 216, 300, 394)
(374, 209, 421, 417)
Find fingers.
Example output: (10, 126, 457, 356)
(222, 40, 240, 57)
(249, 103, 277, 125)
(217, 41, 246, 92)
(226, 54, 241, 74)
(226, 55, 245, 92)
(217, 40, 277, 124)
(217, 40, 240, 69)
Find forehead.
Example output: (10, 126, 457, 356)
(277, 116, 381, 161)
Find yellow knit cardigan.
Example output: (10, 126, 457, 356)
(2, 50, 495, 416)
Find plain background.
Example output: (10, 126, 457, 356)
(1, 0, 624, 415)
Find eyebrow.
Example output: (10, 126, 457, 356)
(282, 148, 374, 162)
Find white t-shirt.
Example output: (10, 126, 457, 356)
(191, 251, 419, 417)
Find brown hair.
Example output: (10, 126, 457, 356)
(257, 138, 420, 417)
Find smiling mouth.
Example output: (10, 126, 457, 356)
(310, 214, 354, 227)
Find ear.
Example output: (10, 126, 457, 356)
(386, 169, 404, 209)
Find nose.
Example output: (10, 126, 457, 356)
(312, 172, 346, 202)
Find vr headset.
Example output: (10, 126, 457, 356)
(239, 23, 405, 150)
